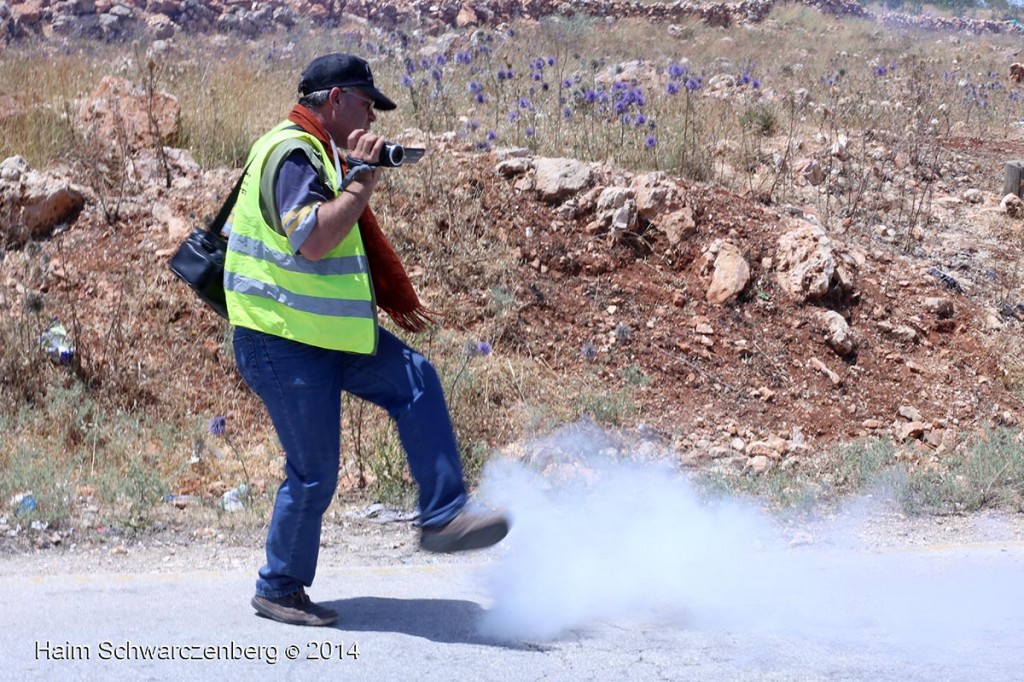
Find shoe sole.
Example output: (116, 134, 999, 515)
(251, 597, 338, 626)
(420, 519, 509, 554)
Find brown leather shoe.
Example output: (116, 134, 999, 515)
(420, 506, 509, 553)
(251, 589, 337, 626)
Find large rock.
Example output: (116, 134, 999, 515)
(145, 13, 176, 39)
(533, 157, 592, 203)
(633, 171, 678, 222)
(0, 156, 86, 246)
(660, 207, 696, 245)
(819, 309, 856, 356)
(705, 241, 750, 304)
(775, 221, 836, 302)
(78, 76, 180, 151)
(12, 0, 44, 25)
(456, 2, 479, 27)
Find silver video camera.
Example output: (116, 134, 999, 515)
(379, 142, 426, 167)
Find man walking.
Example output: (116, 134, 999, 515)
(224, 53, 508, 627)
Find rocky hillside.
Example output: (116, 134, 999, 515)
(2, 3, 1024, 503)
(2, 0, 1021, 44)
(5, 52, 1024, 482)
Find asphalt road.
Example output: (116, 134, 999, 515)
(3, 540, 1023, 682)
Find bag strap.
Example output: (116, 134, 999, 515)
(207, 160, 254, 236)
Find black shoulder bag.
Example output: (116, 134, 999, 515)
(168, 164, 250, 320)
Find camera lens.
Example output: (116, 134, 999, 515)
(383, 142, 405, 167)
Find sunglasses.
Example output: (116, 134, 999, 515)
(341, 88, 376, 113)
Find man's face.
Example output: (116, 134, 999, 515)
(328, 86, 378, 143)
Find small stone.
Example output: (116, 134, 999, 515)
(898, 405, 923, 422)
(898, 421, 930, 441)
(746, 455, 772, 475)
(962, 188, 983, 204)
(923, 297, 953, 318)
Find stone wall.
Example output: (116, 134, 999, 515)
(0, 0, 1019, 44)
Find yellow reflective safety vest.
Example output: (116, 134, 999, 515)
(224, 122, 377, 354)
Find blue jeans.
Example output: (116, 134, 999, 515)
(233, 326, 468, 598)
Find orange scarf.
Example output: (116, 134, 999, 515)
(287, 104, 436, 333)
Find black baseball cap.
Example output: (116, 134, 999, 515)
(298, 53, 397, 111)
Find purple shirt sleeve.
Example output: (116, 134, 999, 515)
(274, 149, 333, 254)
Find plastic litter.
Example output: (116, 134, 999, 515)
(10, 492, 35, 515)
(221, 484, 249, 512)
(40, 320, 75, 365)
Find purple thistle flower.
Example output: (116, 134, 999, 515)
(634, 113, 646, 127)
(541, 82, 549, 91)
(477, 341, 492, 356)
(562, 78, 573, 89)
(621, 113, 632, 125)
(486, 129, 497, 141)
(404, 58, 416, 75)
(518, 96, 532, 109)
(525, 126, 535, 137)
(507, 110, 520, 122)
(668, 63, 688, 79)
(752, 78, 761, 89)
(435, 53, 448, 66)
(532, 72, 542, 81)
(475, 140, 491, 151)
(468, 81, 484, 94)
(401, 74, 414, 87)
(476, 93, 487, 104)
(685, 76, 702, 91)
(666, 81, 680, 95)
(584, 89, 598, 104)
(419, 57, 430, 70)
(455, 51, 473, 65)
(431, 68, 443, 82)
(875, 65, 887, 77)
(209, 416, 226, 436)
(645, 135, 657, 149)
(467, 118, 480, 131)
(563, 106, 574, 119)
(547, 56, 556, 67)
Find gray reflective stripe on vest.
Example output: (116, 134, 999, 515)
(229, 233, 368, 277)
(224, 271, 376, 319)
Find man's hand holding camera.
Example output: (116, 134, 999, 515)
(347, 128, 383, 190)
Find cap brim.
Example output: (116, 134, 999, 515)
(367, 86, 397, 111)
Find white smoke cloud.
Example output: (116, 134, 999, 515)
(474, 420, 1024, 659)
